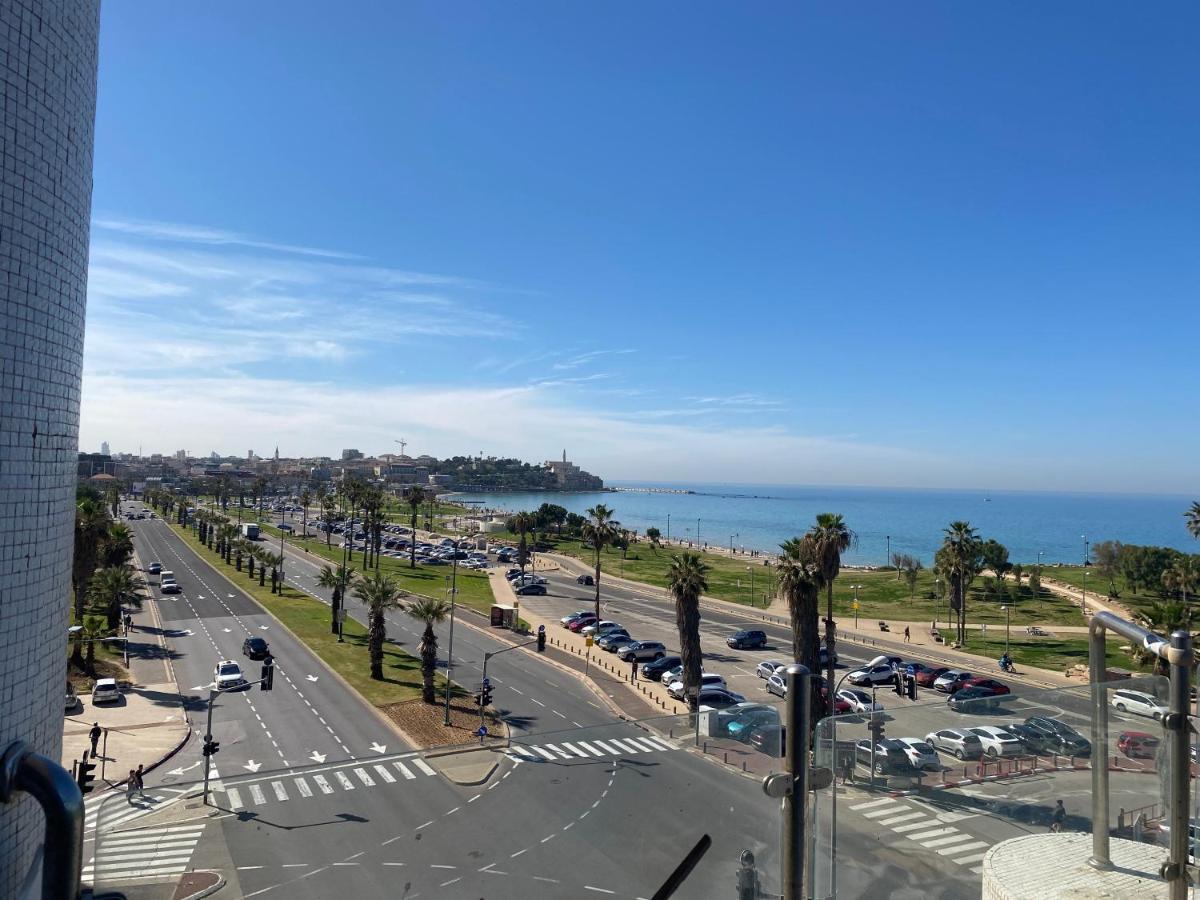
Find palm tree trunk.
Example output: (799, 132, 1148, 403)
(824, 582, 836, 710)
(331, 586, 341, 635)
(594, 547, 602, 623)
(676, 597, 702, 712)
(369, 606, 385, 680)
(421, 623, 437, 703)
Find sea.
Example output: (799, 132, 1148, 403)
(446, 482, 1198, 566)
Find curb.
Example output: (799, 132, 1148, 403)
(173, 870, 225, 900)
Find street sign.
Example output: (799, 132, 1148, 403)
(851, 600, 859, 610)
(585, 636, 594, 647)
(476, 726, 488, 737)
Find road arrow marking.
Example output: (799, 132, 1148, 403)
(228, 594, 235, 598)
(306, 675, 319, 682)
(166, 761, 202, 776)
(370, 742, 387, 754)
(310, 751, 326, 763)
(223, 628, 232, 633)
(259, 625, 270, 630)
(244, 760, 262, 773)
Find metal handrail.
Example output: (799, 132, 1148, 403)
(1088, 611, 1191, 898)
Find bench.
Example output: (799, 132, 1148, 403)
(930, 630, 944, 644)
(878, 621, 890, 632)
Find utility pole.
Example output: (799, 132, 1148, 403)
(443, 553, 459, 726)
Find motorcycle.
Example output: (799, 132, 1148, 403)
(998, 657, 1015, 674)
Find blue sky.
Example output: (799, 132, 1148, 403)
(82, 2, 1198, 492)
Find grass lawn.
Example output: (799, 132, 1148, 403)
(519, 534, 1088, 627)
(932, 631, 1132, 674)
(170, 523, 455, 707)
(1038, 565, 1170, 619)
(258, 523, 497, 616)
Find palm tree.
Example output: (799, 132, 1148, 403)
(79, 614, 110, 677)
(510, 511, 537, 575)
(403, 486, 427, 568)
(89, 565, 144, 630)
(363, 489, 384, 570)
(353, 570, 405, 680)
(321, 494, 338, 548)
(1186, 502, 1200, 541)
(102, 522, 134, 568)
(1132, 601, 1192, 674)
(778, 539, 821, 670)
(72, 498, 110, 663)
(407, 597, 451, 703)
(937, 521, 982, 645)
(299, 489, 312, 537)
(580, 505, 620, 623)
(1162, 558, 1198, 604)
(318, 564, 356, 635)
(645, 527, 662, 553)
(668, 553, 708, 711)
(803, 513, 856, 693)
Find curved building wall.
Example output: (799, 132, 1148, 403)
(0, 0, 100, 893)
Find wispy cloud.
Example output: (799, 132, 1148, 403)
(552, 348, 637, 370)
(685, 392, 787, 409)
(93, 217, 362, 260)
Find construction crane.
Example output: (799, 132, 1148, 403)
(394, 438, 407, 457)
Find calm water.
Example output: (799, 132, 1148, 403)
(448, 482, 1198, 566)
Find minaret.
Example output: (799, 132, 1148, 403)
(562, 449, 567, 464)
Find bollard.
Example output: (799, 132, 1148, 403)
(724, 752, 728, 763)
(742, 761, 747, 772)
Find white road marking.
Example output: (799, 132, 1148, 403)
(313, 774, 334, 794)
(412, 758, 436, 776)
(271, 781, 288, 802)
(394, 761, 415, 780)
(294, 777, 313, 798)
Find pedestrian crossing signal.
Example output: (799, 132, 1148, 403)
(76, 758, 96, 795)
(203, 739, 220, 757)
(261, 656, 274, 691)
(537, 625, 546, 653)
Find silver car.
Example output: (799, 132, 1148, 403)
(617, 641, 667, 662)
(756, 660, 786, 679)
(925, 728, 984, 760)
(660, 664, 684, 685)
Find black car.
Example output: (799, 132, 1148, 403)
(242, 637, 270, 660)
(576, 574, 594, 585)
(1006, 723, 1055, 754)
(947, 685, 1003, 713)
(640, 655, 682, 681)
(1022, 715, 1091, 757)
(515, 583, 547, 596)
(727, 629, 767, 650)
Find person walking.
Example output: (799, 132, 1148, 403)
(840, 755, 854, 786)
(134, 764, 145, 798)
(126, 770, 137, 804)
(89, 722, 102, 757)
(1050, 799, 1066, 832)
(630, 658, 639, 682)
(903, 626, 911, 643)
(124, 612, 133, 634)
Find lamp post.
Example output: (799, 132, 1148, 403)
(747, 565, 753, 607)
(666, 513, 671, 545)
(1082, 534, 1089, 566)
(887, 535, 892, 578)
(730, 533, 738, 555)
(851, 584, 863, 629)
(1038, 550, 1043, 569)
(1000, 605, 1011, 655)
(696, 518, 701, 548)
(934, 577, 942, 629)
(278, 526, 286, 594)
(443, 553, 459, 726)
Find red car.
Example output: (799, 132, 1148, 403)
(1118, 731, 1159, 759)
(568, 616, 598, 633)
(964, 677, 1011, 696)
(820, 686, 852, 714)
(915, 667, 950, 688)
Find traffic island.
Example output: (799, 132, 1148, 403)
(982, 832, 1173, 898)
(425, 746, 501, 786)
(381, 697, 505, 750)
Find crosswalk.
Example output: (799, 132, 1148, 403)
(847, 796, 991, 873)
(84, 791, 176, 835)
(83, 823, 206, 883)
(216, 756, 439, 811)
(504, 733, 677, 761)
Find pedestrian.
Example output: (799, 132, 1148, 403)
(1050, 799, 1066, 833)
(134, 764, 145, 798)
(89, 722, 102, 756)
(630, 658, 639, 683)
(124, 613, 133, 633)
(126, 770, 137, 804)
(903, 626, 911, 643)
(840, 756, 853, 785)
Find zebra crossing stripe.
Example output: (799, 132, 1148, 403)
(877, 811, 925, 826)
(373, 764, 396, 783)
(607, 738, 641, 754)
(907, 827, 957, 842)
(625, 737, 661, 753)
(353, 768, 375, 787)
(952, 851, 988, 865)
(294, 777, 313, 798)
(394, 761, 416, 780)
(313, 774, 334, 794)
(590, 740, 620, 755)
(248, 784, 267, 805)
(921, 833, 973, 848)
(271, 781, 288, 802)
(937, 841, 989, 857)
(641, 736, 675, 751)
(543, 744, 573, 759)
(574, 741, 605, 757)
(412, 758, 437, 776)
(850, 798, 895, 811)
(225, 787, 243, 809)
(892, 819, 937, 833)
(531, 746, 556, 760)
(335, 771, 355, 790)
(862, 804, 903, 819)
(559, 742, 589, 757)
(510, 745, 537, 758)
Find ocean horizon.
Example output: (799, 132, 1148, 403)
(448, 480, 1199, 566)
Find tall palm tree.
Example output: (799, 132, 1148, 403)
(1132, 601, 1191, 675)
(363, 489, 384, 570)
(510, 511, 537, 575)
(102, 522, 134, 568)
(580, 504, 620, 623)
(299, 489, 313, 537)
(668, 553, 708, 711)
(407, 597, 450, 703)
(318, 564, 356, 634)
(1186, 502, 1200, 541)
(938, 521, 982, 645)
(72, 498, 110, 663)
(353, 569, 405, 680)
(89, 565, 144, 629)
(778, 539, 822, 671)
(403, 486, 427, 568)
(803, 513, 856, 694)
(79, 614, 109, 677)
(321, 494, 338, 548)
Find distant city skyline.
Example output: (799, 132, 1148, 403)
(81, 3, 1200, 494)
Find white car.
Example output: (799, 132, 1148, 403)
(668, 673, 727, 700)
(91, 678, 121, 705)
(967, 725, 1025, 758)
(847, 664, 897, 686)
(894, 737, 941, 771)
(756, 660, 786, 679)
(214, 660, 247, 691)
(660, 664, 684, 685)
(765, 673, 788, 698)
(835, 688, 883, 715)
(581, 620, 622, 638)
(933, 670, 975, 693)
(1111, 689, 1168, 720)
(160, 578, 181, 594)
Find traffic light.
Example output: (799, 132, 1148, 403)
(536, 625, 546, 653)
(893, 674, 904, 697)
(261, 656, 274, 691)
(867, 716, 885, 741)
(76, 757, 97, 795)
(203, 739, 220, 757)
(906, 676, 917, 701)
(480, 678, 494, 707)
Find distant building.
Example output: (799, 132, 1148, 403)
(175, 449, 187, 462)
(543, 450, 604, 490)
(428, 473, 453, 487)
(100, 440, 110, 455)
(342, 448, 363, 461)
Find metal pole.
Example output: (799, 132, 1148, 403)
(1166, 629, 1191, 899)
(480, 653, 490, 735)
(202, 689, 216, 806)
(666, 513, 670, 544)
(782, 664, 811, 899)
(443, 560, 458, 726)
(279, 525, 286, 591)
(101, 729, 108, 781)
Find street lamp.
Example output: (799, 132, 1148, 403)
(666, 513, 671, 545)
(443, 553, 459, 726)
(1000, 605, 1011, 655)
(730, 533, 738, 555)
(851, 584, 864, 629)
(934, 577, 942, 629)
(1037, 550, 1043, 569)
(887, 535, 893, 578)
(747, 565, 753, 607)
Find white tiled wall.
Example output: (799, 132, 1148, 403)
(0, 1, 99, 893)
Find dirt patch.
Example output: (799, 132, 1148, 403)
(66, 657, 130, 694)
(381, 698, 504, 749)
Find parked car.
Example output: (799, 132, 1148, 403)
(214, 660, 248, 691)
(1117, 731, 1160, 759)
(749, 723, 785, 756)
(599, 633, 634, 652)
(727, 629, 767, 650)
(924, 728, 984, 760)
(515, 583, 547, 596)
(668, 673, 728, 700)
(893, 737, 942, 771)
(65, 690, 81, 713)
(933, 670, 975, 693)
(855, 739, 920, 776)
(581, 620, 623, 637)
(905, 662, 939, 679)
(1022, 716, 1091, 757)
(765, 674, 787, 698)
(757, 660, 786, 679)
(91, 678, 121, 705)
(847, 664, 897, 687)
(1005, 722, 1059, 755)
(962, 677, 1011, 696)
(914, 666, 951, 688)
(947, 685, 1004, 712)
(576, 574, 594, 586)
(561, 611, 592, 627)
(146, 561, 162, 574)
(641, 655, 681, 681)
(725, 706, 781, 742)
(867, 654, 903, 668)
(835, 689, 883, 715)
(617, 641, 667, 662)
(967, 726, 1025, 757)
(242, 637, 270, 660)
(568, 614, 599, 633)
(696, 688, 746, 709)
(659, 664, 684, 686)
(1111, 688, 1169, 720)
